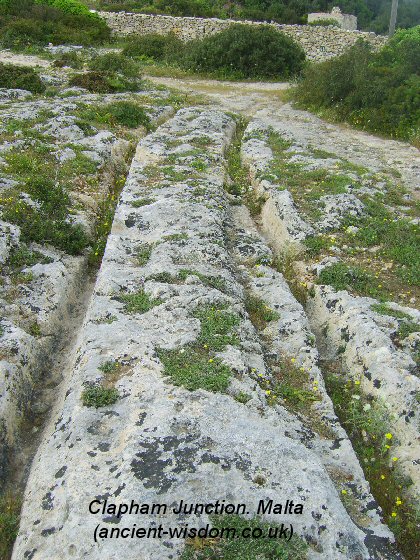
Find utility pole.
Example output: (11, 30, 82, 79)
(388, 0, 399, 36)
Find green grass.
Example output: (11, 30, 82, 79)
(370, 303, 412, 320)
(0, 146, 95, 255)
(303, 235, 330, 258)
(157, 346, 232, 393)
(225, 116, 249, 197)
(157, 303, 239, 393)
(163, 233, 189, 242)
(98, 360, 120, 374)
(7, 245, 53, 269)
(77, 101, 152, 130)
(397, 321, 419, 340)
(193, 305, 240, 351)
(258, 358, 320, 413)
(344, 199, 420, 287)
(245, 294, 280, 330)
(89, 169, 128, 268)
(81, 386, 119, 408)
(135, 243, 153, 266)
(234, 391, 251, 404)
(130, 197, 155, 208)
(161, 166, 192, 181)
(178, 269, 227, 293)
(325, 372, 420, 560)
(318, 262, 386, 299)
(117, 289, 162, 314)
(146, 269, 227, 293)
(0, 492, 21, 560)
(180, 515, 308, 560)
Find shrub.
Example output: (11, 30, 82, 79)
(0, 62, 45, 93)
(78, 100, 151, 129)
(69, 71, 141, 93)
(53, 51, 84, 69)
(180, 24, 305, 79)
(293, 28, 420, 143)
(105, 101, 151, 128)
(0, 0, 110, 47)
(122, 33, 184, 62)
(33, 0, 96, 17)
(88, 52, 141, 78)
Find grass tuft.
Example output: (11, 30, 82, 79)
(81, 386, 119, 408)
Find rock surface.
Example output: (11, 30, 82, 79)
(13, 108, 401, 560)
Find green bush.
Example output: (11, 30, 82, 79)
(53, 51, 84, 69)
(105, 101, 151, 128)
(34, 0, 96, 17)
(0, 0, 110, 47)
(0, 62, 45, 92)
(122, 33, 184, 62)
(88, 52, 141, 77)
(180, 24, 305, 79)
(78, 100, 152, 129)
(293, 28, 420, 143)
(69, 71, 141, 92)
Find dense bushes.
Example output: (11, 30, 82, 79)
(0, 62, 46, 93)
(122, 33, 183, 62)
(69, 52, 143, 92)
(292, 27, 420, 143)
(88, 52, 140, 77)
(69, 71, 140, 92)
(0, 0, 110, 48)
(180, 24, 305, 79)
(124, 25, 305, 80)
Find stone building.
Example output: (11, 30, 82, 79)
(307, 6, 358, 30)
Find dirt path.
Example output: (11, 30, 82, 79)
(0, 51, 51, 68)
(148, 75, 420, 195)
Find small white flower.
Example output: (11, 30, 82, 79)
(352, 395, 361, 400)
(363, 403, 371, 411)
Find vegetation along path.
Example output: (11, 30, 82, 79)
(1, 53, 419, 560)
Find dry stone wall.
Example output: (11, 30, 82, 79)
(98, 11, 387, 62)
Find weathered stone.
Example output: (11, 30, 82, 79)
(13, 108, 400, 560)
